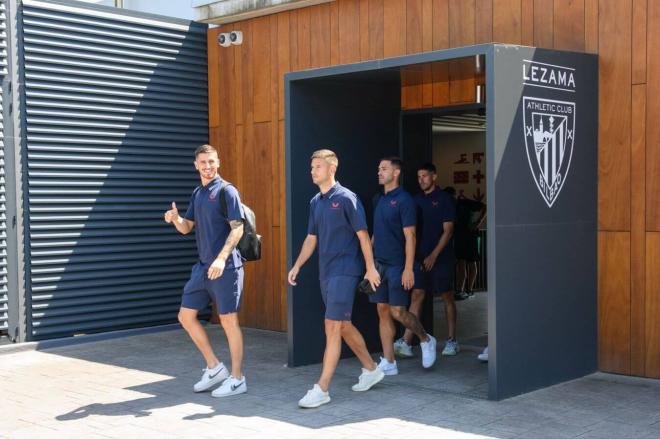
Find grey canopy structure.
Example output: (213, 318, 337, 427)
(285, 44, 598, 400)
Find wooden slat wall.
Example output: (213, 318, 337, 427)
(207, 0, 660, 379)
(647, 233, 660, 377)
(598, 232, 631, 374)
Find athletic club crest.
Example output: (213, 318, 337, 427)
(523, 96, 575, 207)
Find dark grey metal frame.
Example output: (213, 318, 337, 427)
(285, 43, 497, 393)
(285, 44, 598, 400)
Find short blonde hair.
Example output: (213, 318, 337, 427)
(311, 149, 339, 168)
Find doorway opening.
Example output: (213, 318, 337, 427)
(399, 105, 489, 397)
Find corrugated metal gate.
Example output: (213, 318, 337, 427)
(19, 0, 208, 339)
(0, 0, 8, 335)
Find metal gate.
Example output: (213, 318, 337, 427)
(20, 0, 208, 339)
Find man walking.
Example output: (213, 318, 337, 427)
(394, 163, 458, 359)
(164, 144, 247, 398)
(371, 157, 437, 375)
(444, 186, 486, 300)
(288, 149, 384, 409)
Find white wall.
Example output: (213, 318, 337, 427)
(433, 131, 487, 203)
(124, 0, 195, 20)
(74, 0, 196, 20)
(75, 0, 114, 5)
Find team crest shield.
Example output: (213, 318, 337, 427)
(523, 96, 575, 207)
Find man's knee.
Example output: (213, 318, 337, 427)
(410, 290, 425, 305)
(178, 308, 197, 328)
(389, 306, 405, 320)
(440, 291, 455, 304)
(219, 312, 239, 329)
(376, 303, 391, 319)
(339, 320, 354, 335)
(325, 319, 343, 336)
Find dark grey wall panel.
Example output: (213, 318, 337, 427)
(287, 74, 400, 366)
(284, 45, 597, 400)
(20, 0, 208, 339)
(489, 45, 598, 399)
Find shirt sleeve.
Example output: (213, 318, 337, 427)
(400, 196, 417, 228)
(307, 199, 318, 236)
(184, 190, 196, 221)
(223, 185, 245, 222)
(344, 195, 368, 232)
(442, 195, 456, 223)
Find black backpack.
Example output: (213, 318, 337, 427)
(218, 181, 262, 261)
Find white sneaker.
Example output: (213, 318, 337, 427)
(478, 346, 489, 362)
(420, 335, 437, 368)
(193, 363, 229, 392)
(393, 338, 414, 358)
(211, 375, 246, 398)
(298, 384, 331, 408)
(351, 367, 385, 392)
(442, 338, 460, 356)
(377, 356, 398, 375)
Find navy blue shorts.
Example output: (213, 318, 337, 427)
(320, 276, 359, 321)
(455, 230, 480, 261)
(413, 261, 453, 295)
(181, 262, 244, 315)
(369, 264, 410, 307)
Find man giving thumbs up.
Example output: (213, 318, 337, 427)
(164, 144, 248, 399)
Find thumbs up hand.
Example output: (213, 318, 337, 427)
(164, 202, 179, 224)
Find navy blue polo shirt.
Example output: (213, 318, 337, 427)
(414, 187, 456, 264)
(373, 186, 417, 266)
(307, 183, 367, 280)
(184, 177, 245, 268)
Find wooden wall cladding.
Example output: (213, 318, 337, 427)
(400, 58, 480, 109)
(646, 233, 660, 378)
(598, 0, 631, 231)
(207, 0, 659, 379)
(631, 84, 646, 376)
(647, 0, 660, 231)
(598, 232, 631, 374)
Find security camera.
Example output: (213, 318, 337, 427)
(229, 31, 243, 45)
(218, 32, 231, 47)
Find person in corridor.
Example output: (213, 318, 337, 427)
(370, 157, 437, 376)
(288, 149, 385, 409)
(394, 163, 458, 360)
